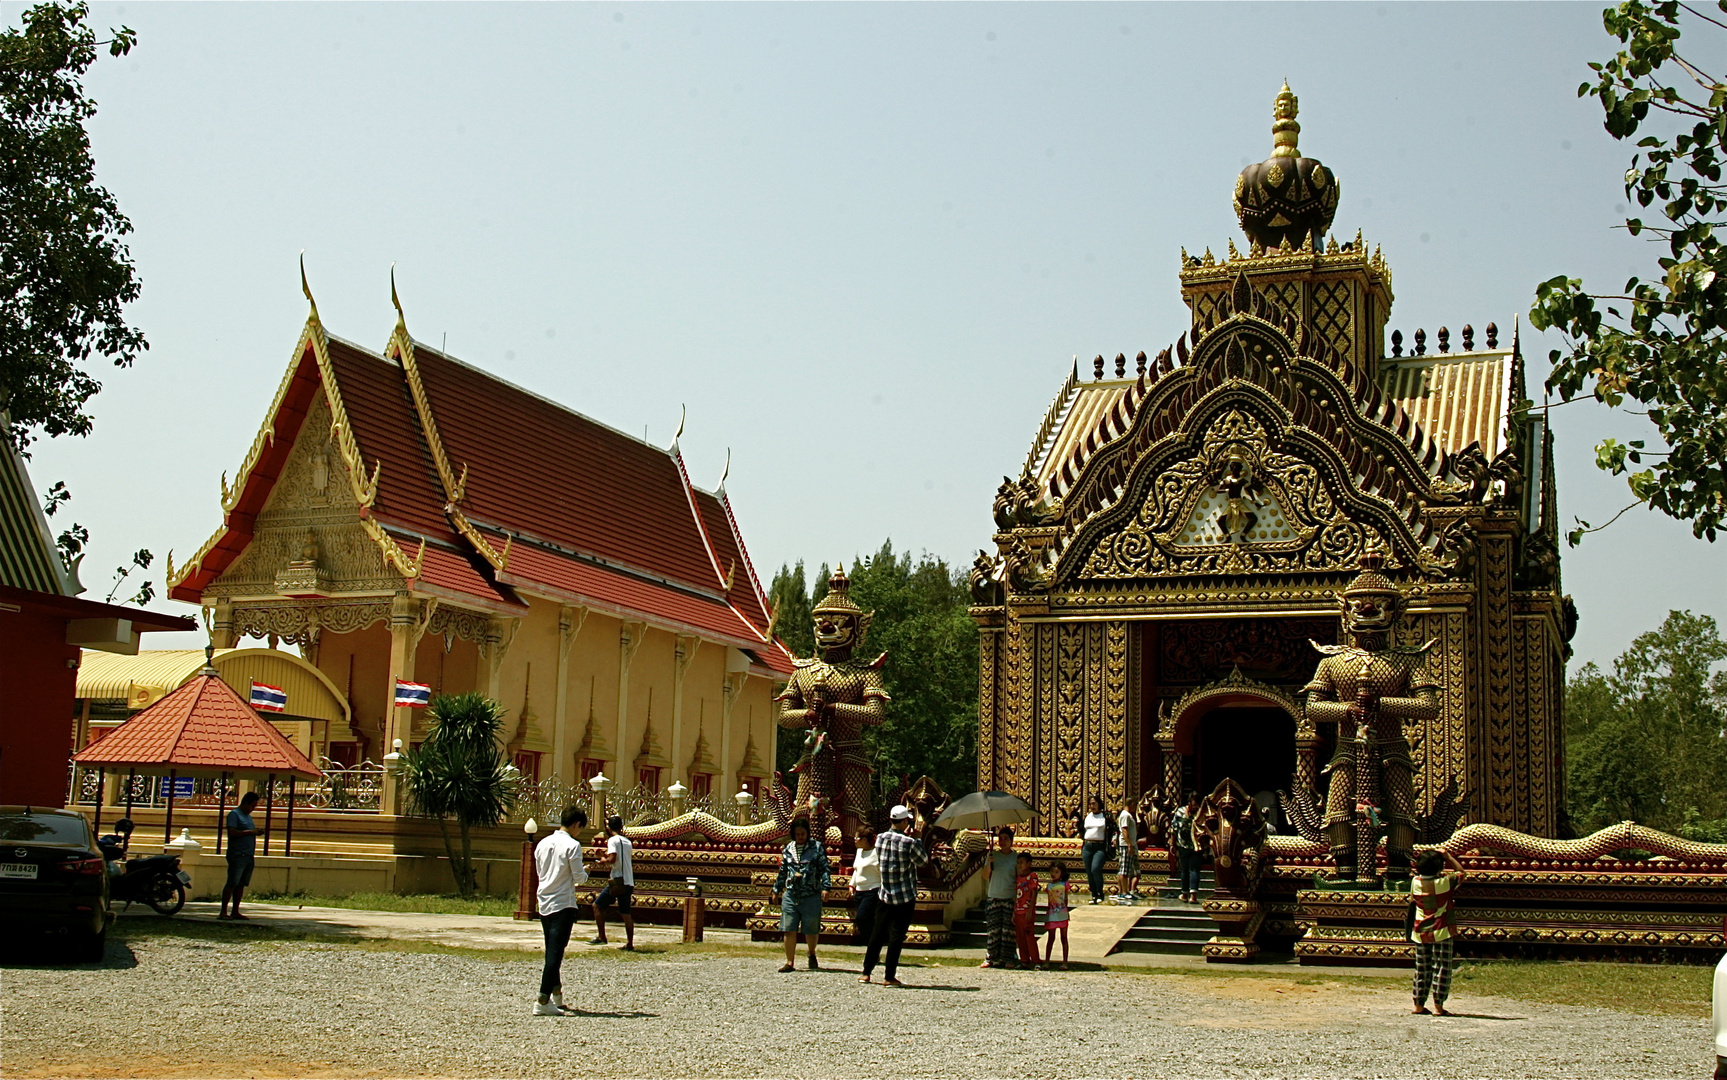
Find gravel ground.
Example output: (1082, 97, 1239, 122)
(2, 934, 1709, 1079)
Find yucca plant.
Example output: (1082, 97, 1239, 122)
(398, 692, 517, 898)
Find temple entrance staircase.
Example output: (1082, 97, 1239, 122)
(1110, 870, 1217, 956)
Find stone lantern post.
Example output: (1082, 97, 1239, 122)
(734, 788, 754, 826)
(589, 772, 614, 833)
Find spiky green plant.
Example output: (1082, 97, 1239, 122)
(398, 692, 516, 898)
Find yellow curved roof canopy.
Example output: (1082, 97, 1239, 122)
(78, 648, 351, 729)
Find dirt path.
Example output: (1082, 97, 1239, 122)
(3, 932, 1708, 1079)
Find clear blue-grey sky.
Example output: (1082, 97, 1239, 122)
(26, 1, 1724, 671)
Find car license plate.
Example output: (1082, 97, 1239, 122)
(0, 862, 37, 880)
(177, 871, 191, 884)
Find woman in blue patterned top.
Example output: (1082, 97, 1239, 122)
(772, 817, 832, 972)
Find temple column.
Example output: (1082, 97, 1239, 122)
(1156, 704, 1182, 798)
(616, 623, 646, 787)
(484, 617, 515, 707)
(211, 601, 237, 649)
(670, 636, 700, 787)
(382, 593, 421, 815)
(720, 668, 746, 797)
(553, 606, 588, 785)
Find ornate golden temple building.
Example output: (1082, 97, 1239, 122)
(164, 275, 793, 811)
(972, 86, 1571, 839)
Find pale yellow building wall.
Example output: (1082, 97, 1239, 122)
(291, 588, 785, 795)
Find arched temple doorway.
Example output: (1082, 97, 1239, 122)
(1159, 669, 1314, 826)
(1195, 706, 1295, 798)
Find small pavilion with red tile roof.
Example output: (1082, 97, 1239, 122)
(75, 650, 322, 850)
(162, 271, 792, 815)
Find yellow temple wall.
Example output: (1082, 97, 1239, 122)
(301, 594, 781, 797)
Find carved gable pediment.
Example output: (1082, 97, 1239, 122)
(1050, 319, 1454, 587)
(206, 393, 398, 600)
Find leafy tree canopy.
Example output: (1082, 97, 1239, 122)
(1565, 609, 1727, 840)
(1530, 0, 1726, 543)
(1, 0, 143, 450)
(769, 541, 979, 802)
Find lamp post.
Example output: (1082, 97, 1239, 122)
(382, 739, 404, 816)
(734, 788, 754, 826)
(667, 780, 689, 819)
(514, 816, 539, 921)
(588, 772, 613, 834)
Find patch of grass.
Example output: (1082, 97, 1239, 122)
(1107, 956, 1713, 1016)
(248, 890, 518, 918)
(1452, 959, 1713, 1017)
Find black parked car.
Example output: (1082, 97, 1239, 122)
(0, 805, 112, 962)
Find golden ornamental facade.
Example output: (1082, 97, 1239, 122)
(971, 86, 1570, 840)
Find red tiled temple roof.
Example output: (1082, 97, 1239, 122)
(170, 311, 789, 664)
(74, 667, 322, 780)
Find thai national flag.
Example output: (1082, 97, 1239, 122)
(250, 681, 287, 713)
(394, 680, 432, 708)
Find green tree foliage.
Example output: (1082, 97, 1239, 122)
(1565, 610, 1727, 839)
(1, 1, 144, 450)
(398, 693, 517, 898)
(1529, 0, 1726, 543)
(768, 541, 980, 801)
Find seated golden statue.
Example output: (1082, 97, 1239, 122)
(775, 565, 889, 842)
(1303, 549, 1439, 881)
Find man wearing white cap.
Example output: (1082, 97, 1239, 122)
(860, 804, 928, 987)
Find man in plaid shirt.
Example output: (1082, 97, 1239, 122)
(860, 804, 927, 986)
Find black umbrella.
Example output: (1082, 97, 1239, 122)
(934, 790, 1035, 832)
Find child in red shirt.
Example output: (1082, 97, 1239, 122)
(1013, 853, 1041, 967)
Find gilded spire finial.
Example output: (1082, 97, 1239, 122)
(299, 251, 318, 321)
(1271, 81, 1300, 159)
(390, 263, 406, 333)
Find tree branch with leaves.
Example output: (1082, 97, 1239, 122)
(1530, 0, 1726, 543)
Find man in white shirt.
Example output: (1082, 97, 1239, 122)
(533, 806, 589, 1016)
(589, 815, 636, 950)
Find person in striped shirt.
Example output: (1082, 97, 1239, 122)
(1410, 848, 1467, 1016)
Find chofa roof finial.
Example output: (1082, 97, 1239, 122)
(299, 251, 318, 321)
(390, 263, 406, 333)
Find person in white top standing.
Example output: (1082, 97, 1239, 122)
(589, 815, 636, 950)
(849, 824, 882, 947)
(533, 806, 589, 1016)
(1713, 919, 1726, 1080)
(1074, 796, 1117, 904)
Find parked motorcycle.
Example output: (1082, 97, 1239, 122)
(98, 819, 190, 916)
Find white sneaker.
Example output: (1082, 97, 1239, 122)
(551, 991, 574, 1013)
(533, 999, 562, 1016)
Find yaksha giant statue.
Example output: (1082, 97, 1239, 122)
(1303, 549, 1440, 882)
(775, 565, 890, 841)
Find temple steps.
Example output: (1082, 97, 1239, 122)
(1109, 871, 1219, 956)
